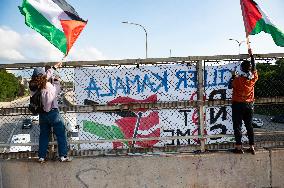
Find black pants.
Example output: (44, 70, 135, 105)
(232, 102, 254, 145)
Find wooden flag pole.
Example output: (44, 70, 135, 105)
(60, 53, 68, 67)
(246, 35, 255, 57)
(246, 35, 251, 50)
(61, 54, 67, 61)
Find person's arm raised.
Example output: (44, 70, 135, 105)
(52, 62, 62, 70)
(248, 48, 256, 71)
(228, 71, 236, 89)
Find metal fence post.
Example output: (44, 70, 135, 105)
(196, 60, 206, 152)
(49, 127, 55, 158)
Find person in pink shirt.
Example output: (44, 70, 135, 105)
(29, 62, 71, 163)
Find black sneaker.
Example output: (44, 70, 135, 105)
(246, 147, 256, 155)
(232, 148, 244, 154)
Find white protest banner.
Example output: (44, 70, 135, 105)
(74, 63, 247, 149)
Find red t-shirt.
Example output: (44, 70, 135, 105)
(232, 71, 258, 103)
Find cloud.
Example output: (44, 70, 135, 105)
(0, 26, 26, 61)
(0, 26, 106, 64)
(0, 49, 26, 61)
(68, 46, 106, 61)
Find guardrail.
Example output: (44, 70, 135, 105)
(0, 53, 284, 156)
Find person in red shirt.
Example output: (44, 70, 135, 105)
(228, 48, 258, 154)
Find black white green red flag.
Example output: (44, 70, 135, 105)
(240, 0, 284, 47)
(19, 0, 87, 55)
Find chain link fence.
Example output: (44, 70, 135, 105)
(0, 54, 284, 158)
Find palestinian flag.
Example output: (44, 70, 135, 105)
(240, 0, 284, 47)
(19, 0, 87, 55)
(82, 95, 160, 148)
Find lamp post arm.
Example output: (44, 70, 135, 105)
(135, 24, 148, 59)
(123, 22, 148, 59)
(229, 38, 246, 55)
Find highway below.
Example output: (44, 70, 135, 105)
(0, 115, 39, 152)
(0, 94, 283, 153)
(0, 96, 30, 108)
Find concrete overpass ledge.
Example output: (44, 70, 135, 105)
(0, 163, 2, 188)
(0, 149, 283, 188)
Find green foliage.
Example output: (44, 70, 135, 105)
(254, 59, 284, 116)
(255, 104, 284, 116)
(0, 70, 21, 102)
(255, 59, 284, 98)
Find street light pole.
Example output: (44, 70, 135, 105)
(229, 38, 245, 54)
(122, 21, 148, 59)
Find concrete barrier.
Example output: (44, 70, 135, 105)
(0, 149, 283, 188)
(0, 163, 2, 188)
(271, 149, 284, 188)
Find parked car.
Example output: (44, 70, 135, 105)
(22, 118, 33, 129)
(252, 118, 263, 128)
(31, 115, 39, 121)
(9, 134, 31, 152)
(271, 115, 284, 123)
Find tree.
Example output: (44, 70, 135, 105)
(255, 59, 284, 98)
(0, 70, 20, 102)
(254, 59, 284, 115)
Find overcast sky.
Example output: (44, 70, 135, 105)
(0, 0, 284, 64)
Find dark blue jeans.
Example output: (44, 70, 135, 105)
(38, 109, 68, 158)
(232, 102, 255, 146)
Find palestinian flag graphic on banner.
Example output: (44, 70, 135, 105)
(240, 0, 284, 47)
(19, 0, 87, 55)
(83, 95, 160, 148)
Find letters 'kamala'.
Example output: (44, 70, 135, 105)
(19, 0, 87, 55)
(240, 0, 284, 47)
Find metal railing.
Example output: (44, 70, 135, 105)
(0, 53, 284, 158)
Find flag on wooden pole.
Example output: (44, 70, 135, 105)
(240, 0, 284, 47)
(19, 0, 87, 55)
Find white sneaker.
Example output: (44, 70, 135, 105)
(38, 158, 46, 164)
(60, 156, 72, 162)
